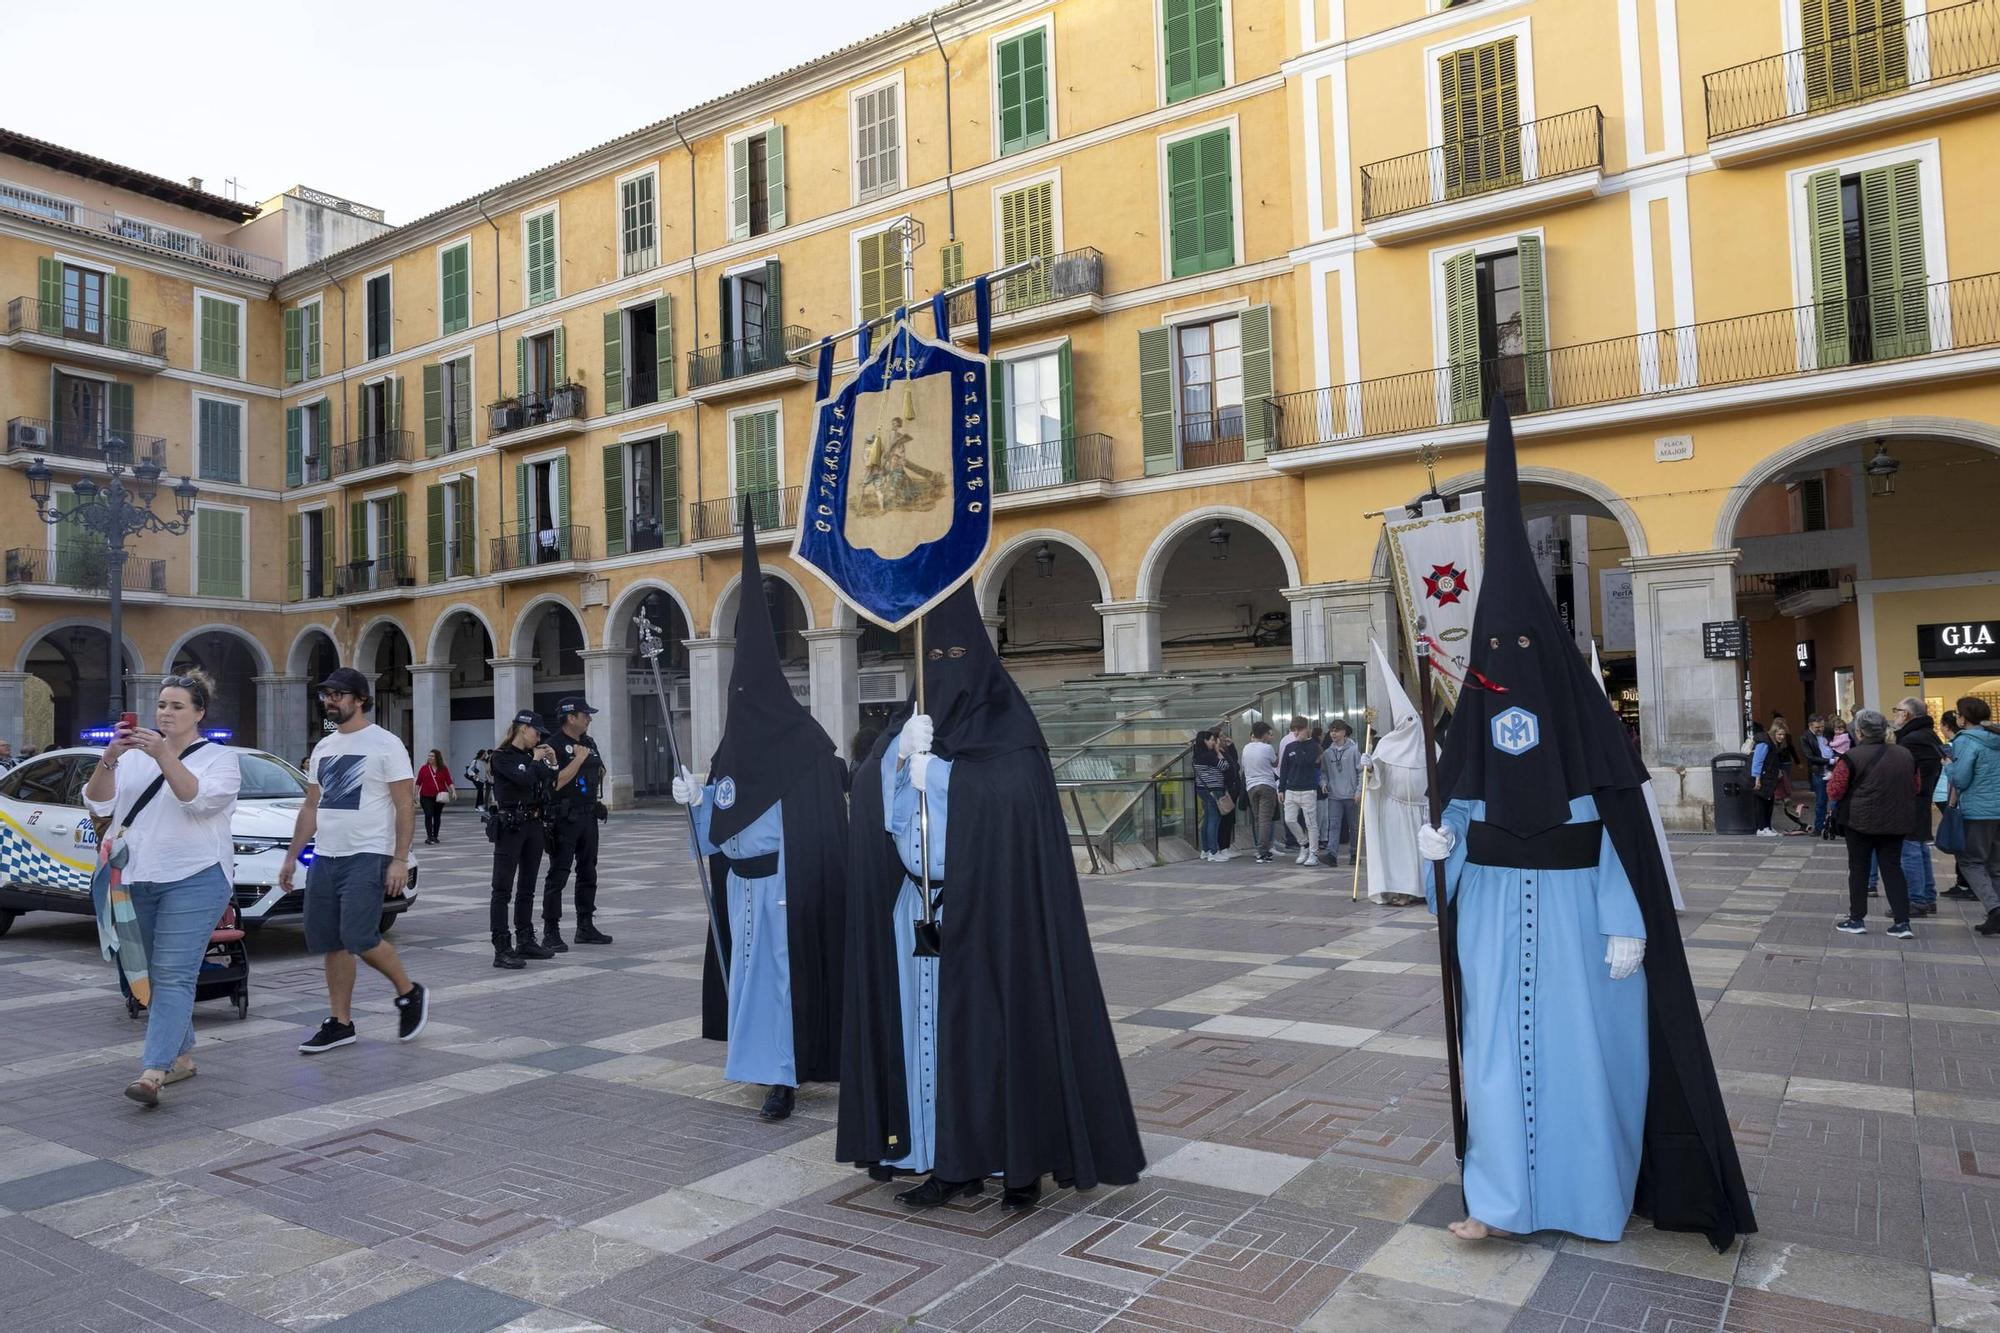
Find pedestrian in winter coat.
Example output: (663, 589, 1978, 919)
(1828, 709, 1920, 939)
(1318, 720, 1362, 867)
(1893, 699, 1946, 914)
(1947, 697, 2000, 934)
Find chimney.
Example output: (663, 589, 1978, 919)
(187, 176, 203, 191)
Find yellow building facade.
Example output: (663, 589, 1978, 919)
(3, 0, 1996, 824)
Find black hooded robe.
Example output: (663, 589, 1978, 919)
(836, 587, 1146, 1191)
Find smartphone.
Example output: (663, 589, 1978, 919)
(120, 712, 138, 730)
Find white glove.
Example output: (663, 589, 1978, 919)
(1416, 824, 1456, 861)
(1357, 751, 1374, 770)
(1606, 936, 1645, 980)
(907, 751, 932, 789)
(672, 766, 703, 806)
(898, 714, 935, 760)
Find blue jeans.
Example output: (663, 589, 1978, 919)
(1812, 773, 1829, 833)
(126, 863, 233, 1071)
(1904, 839, 1937, 906)
(1199, 792, 1222, 854)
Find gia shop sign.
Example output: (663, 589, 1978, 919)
(1918, 621, 2000, 674)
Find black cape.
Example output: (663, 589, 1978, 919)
(697, 513, 847, 1082)
(1436, 396, 1755, 1251)
(835, 587, 1146, 1190)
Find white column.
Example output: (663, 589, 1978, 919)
(489, 656, 535, 724)
(684, 637, 734, 774)
(0, 672, 29, 755)
(803, 627, 861, 757)
(981, 614, 1005, 652)
(579, 648, 632, 807)
(1282, 579, 1397, 666)
(255, 675, 307, 765)
(409, 664, 454, 770)
(1095, 599, 1164, 675)
(126, 673, 166, 716)
(1627, 549, 1742, 829)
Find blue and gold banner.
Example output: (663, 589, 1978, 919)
(794, 284, 993, 631)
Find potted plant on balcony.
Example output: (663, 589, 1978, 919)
(6, 552, 34, 583)
(489, 397, 524, 434)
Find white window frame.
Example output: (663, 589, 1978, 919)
(991, 167, 1068, 264)
(724, 400, 786, 494)
(521, 448, 567, 534)
(360, 265, 394, 361)
(615, 166, 661, 276)
(1784, 137, 1951, 357)
(1424, 16, 1537, 152)
(1425, 224, 1550, 373)
(623, 436, 667, 542)
(617, 290, 667, 408)
(435, 235, 473, 337)
(848, 218, 912, 326)
(50, 363, 113, 436)
(521, 202, 561, 306)
(192, 287, 247, 379)
(989, 12, 1060, 159)
(297, 393, 329, 470)
(52, 250, 113, 276)
(190, 390, 249, 486)
(362, 486, 401, 564)
(849, 71, 908, 206)
(1153, 0, 1237, 108)
(439, 348, 477, 451)
(1154, 116, 1246, 283)
(191, 501, 250, 599)
(724, 120, 779, 240)
(996, 336, 1072, 481)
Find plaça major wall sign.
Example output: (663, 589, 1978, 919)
(1917, 621, 2000, 676)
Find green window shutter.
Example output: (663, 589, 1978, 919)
(990, 359, 1011, 492)
(1165, 0, 1224, 103)
(1191, 0, 1225, 97)
(287, 513, 303, 600)
(999, 33, 1025, 152)
(1445, 249, 1483, 422)
(1442, 41, 1521, 196)
(1806, 169, 1851, 368)
(526, 213, 556, 306)
(515, 335, 528, 398)
(1138, 326, 1175, 475)
(389, 493, 408, 568)
(442, 243, 469, 334)
(390, 375, 405, 443)
(660, 432, 682, 544)
(423, 363, 443, 456)
(940, 242, 965, 289)
(766, 125, 787, 230)
(763, 260, 784, 357)
(603, 443, 627, 556)
(998, 29, 1051, 155)
(461, 481, 478, 575)
(1000, 181, 1055, 305)
(201, 299, 239, 377)
(1240, 305, 1273, 458)
(37, 257, 62, 333)
(656, 294, 676, 398)
(730, 137, 752, 242)
(1197, 130, 1234, 274)
(305, 303, 322, 379)
(1056, 339, 1076, 467)
(198, 510, 243, 598)
(1166, 138, 1201, 277)
(319, 511, 336, 581)
(316, 402, 332, 477)
(107, 275, 130, 350)
(717, 272, 735, 345)
(284, 308, 302, 383)
(452, 360, 473, 447)
(285, 407, 303, 487)
(859, 232, 885, 322)
(108, 382, 134, 448)
(1860, 160, 1928, 359)
(349, 501, 367, 569)
(1802, 0, 1830, 106)
(199, 399, 241, 482)
(553, 325, 567, 383)
(603, 309, 625, 415)
(426, 483, 446, 582)
(555, 456, 571, 550)
(514, 463, 530, 567)
(1516, 237, 1552, 412)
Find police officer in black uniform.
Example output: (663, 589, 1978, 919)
(541, 696, 613, 949)
(489, 711, 560, 969)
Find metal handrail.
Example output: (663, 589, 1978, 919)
(690, 486, 803, 541)
(330, 430, 411, 476)
(1269, 270, 2000, 452)
(995, 432, 1112, 494)
(6, 297, 168, 357)
(491, 523, 591, 572)
(5, 546, 167, 593)
(947, 247, 1104, 324)
(1179, 415, 1245, 471)
(1360, 106, 1604, 223)
(1705, 0, 2000, 137)
(489, 383, 587, 435)
(335, 553, 415, 594)
(0, 185, 282, 280)
(687, 325, 814, 389)
(5, 416, 167, 468)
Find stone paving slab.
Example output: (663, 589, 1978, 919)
(0, 809, 1991, 1329)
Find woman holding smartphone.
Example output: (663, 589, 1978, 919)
(416, 749, 454, 844)
(82, 670, 242, 1107)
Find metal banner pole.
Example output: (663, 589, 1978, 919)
(636, 610, 728, 982)
(912, 615, 940, 958)
(1416, 635, 1468, 1169)
(1351, 723, 1373, 903)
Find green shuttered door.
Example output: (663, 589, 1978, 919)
(1138, 326, 1175, 475)
(603, 310, 624, 415)
(1444, 250, 1483, 423)
(603, 442, 627, 557)
(1167, 130, 1233, 278)
(1860, 160, 1928, 359)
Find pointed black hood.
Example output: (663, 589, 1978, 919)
(913, 584, 1046, 763)
(1435, 396, 1645, 837)
(706, 504, 835, 841)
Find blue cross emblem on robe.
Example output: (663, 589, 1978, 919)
(1491, 707, 1540, 755)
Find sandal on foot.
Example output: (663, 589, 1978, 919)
(124, 1071, 165, 1107)
(162, 1058, 196, 1086)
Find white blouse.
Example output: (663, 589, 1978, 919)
(83, 744, 242, 885)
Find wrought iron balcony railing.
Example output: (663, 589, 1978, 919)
(995, 432, 1113, 495)
(1705, 0, 2000, 138)
(330, 430, 411, 476)
(1737, 569, 1841, 600)
(622, 510, 683, 554)
(289, 565, 337, 602)
(5, 416, 168, 468)
(687, 326, 814, 390)
(5, 546, 167, 594)
(1179, 415, 1245, 471)
(1360, 106, 1605, 224)
(948, 247, 1105, 325)
(335, 553, 415, 595)
(691, 486, 803, 542)
(1268, 270, 2000, 452)
(488, 384, 587, 435)
(0, 184, 283, 280)
(491, 523, 591, 573)
(7, 297, 168, 357)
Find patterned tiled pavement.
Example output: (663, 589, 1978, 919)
(2, 811, 1997, 1330)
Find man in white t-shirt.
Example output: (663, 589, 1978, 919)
(279, 667, 428, 1053)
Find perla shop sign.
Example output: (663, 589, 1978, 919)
(1917, 621, 2000, 673)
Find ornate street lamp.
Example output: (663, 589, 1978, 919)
(25, 455, 199, 721)
(1864, 439, 1900, 498)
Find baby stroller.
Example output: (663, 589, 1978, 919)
(121, 903, 251, 1022)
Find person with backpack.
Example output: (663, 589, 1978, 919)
(1946, 697, 2000, 934)
(1827, 709, 1920, 940)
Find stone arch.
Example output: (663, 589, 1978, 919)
(1136, 505, 1303, 602)
(12, 619, 144, 675)
(709, 568, 820, 639)
(425, 603, 498, 663)
(285, 624, 342, 677)
(604, 580, 696, 652)
(1712, 415, 2000, 549)
(163, 623, 274, 678)
(508, 593, 584, 658)
(977, 530, 1115, 616)
(1366, 464, 1654, 580)
(353, 614, 414, 667)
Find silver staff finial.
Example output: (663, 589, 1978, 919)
(635, 609, 660, 662)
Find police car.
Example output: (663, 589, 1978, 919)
(0, 745, 418, 937)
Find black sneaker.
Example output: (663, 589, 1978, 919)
(1886, 921, 1915, 940)
(394, 983, 430, 1042)
(575, 922, 614, 945)
(542, 927, 569, 954)
(1834, 918, 1867, 935)
(1978, 909, 2000, 937)
(299, 1017, 357, 1054)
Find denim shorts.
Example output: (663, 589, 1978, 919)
(304, 853, 391, 955)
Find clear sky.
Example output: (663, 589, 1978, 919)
(7, 0, 943, 223)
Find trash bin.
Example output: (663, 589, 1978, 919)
(1711, 753, 1755, 835)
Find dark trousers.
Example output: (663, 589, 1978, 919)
(542, 811, 599, 926)
(472, 781, 490, 808)
(491, 817, 545, 944)
(1754, 795, 1775, 831)
(1846, 830, 1909, 923)
(420, 796, 443, 842)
